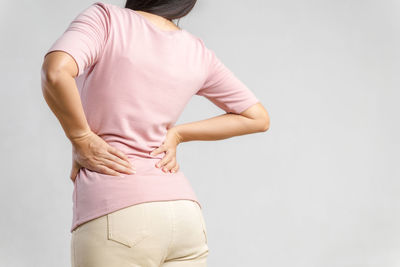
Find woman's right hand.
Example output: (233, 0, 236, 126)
(69, 130, 136, 182)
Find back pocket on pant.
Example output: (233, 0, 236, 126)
(107, 204, 151, 248)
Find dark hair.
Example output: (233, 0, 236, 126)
(125, 0, 197, 26)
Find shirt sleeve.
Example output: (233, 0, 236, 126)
(195, 46, 260, 114)
(44, 2, 111, 77)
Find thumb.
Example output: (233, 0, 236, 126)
(70, 160, 81, 183)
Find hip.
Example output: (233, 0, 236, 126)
(71, 199, 209, 267)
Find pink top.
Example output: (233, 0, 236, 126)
(44, 2, 260, 233)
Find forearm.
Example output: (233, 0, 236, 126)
(174, 112, 265, 143)
(41, 71, 91, 141)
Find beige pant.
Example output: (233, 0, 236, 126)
(71, 200, 209, 267)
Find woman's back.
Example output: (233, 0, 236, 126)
(44, 1, 259, 233)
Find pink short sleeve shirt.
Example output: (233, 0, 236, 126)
(44, 2, 260, 232)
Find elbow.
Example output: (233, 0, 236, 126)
(260, 117, 270, 132)
(256, 110, 270, 132)
(244, 110, 270, 133)
(260, 107, 271, 132)
(244, 102, 270, 132)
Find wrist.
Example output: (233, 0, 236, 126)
(68, 128, 93, 145)
(170, 126, 184, 145)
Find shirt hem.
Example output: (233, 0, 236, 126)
(70, 197, 202, 233)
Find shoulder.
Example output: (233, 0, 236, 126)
(76, 2, 112, 24)
(95, 2, 138, 17)
(186, 33, 207, 50)
(184, 33, 213, 59)
(88, 2, 124, 20)
(84, 1, 111, 14)
(91, 2, 145, 25)
(192, 36, 217, 67)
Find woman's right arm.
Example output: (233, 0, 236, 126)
(173, 103, 269, 143)
(177, 43, 270, 140)
(149, 44, 269, 171)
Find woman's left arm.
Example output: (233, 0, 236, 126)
(41, 3, 136, 182)
(41, 51, 90, 140)
(41, 51, 135, 181)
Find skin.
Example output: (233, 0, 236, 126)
(41, 12, 270, 183)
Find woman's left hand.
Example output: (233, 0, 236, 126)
(150, 127, 183, 173)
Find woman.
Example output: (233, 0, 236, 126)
(41, 1, 270, 266)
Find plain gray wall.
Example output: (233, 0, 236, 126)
(1, 0, 399, 266)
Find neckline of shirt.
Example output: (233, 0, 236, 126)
(127, 9, 186, 37)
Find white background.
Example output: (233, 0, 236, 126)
(0, 0, 399, 266)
